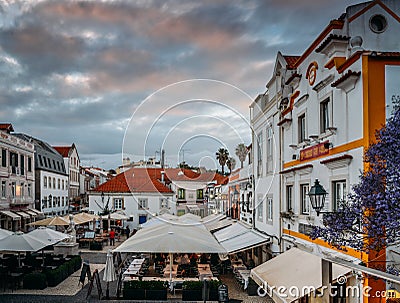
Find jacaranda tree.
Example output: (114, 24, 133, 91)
(310, 104, 400, 254)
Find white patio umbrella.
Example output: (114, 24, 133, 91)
(0, 228, 13, 240)
(103, 249, 116, 299)
(114, 222, 226, 283)
(0, 232, 48, 266)
(28, 216, 69, 226)
(28, 227, 69, 245)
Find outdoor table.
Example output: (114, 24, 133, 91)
(163, 264, 178, 278)
(232, 263, 247, 272)
(131, 258, 145, 265)
(197, 264, 213, 279)
(237, 269, 251, 289)
(123, 267, 140, 278)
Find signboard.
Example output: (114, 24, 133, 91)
(79, 262, 91, 287)
(385, 65, 400, 119)
(300, 141, 329, 161)
(86, 269, 103, 299)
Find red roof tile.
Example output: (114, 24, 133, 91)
(0, 123, 14, 133)
(283, 56, 300, 69)
(53, 146, 71, 157)
(92, 168, 228, 193)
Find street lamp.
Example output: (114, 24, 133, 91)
(308, 179, 328, 216)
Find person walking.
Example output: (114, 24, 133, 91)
(109, 228, 115, 246)
(126, 225, 130, 239)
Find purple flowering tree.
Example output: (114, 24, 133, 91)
(310, 104, 400, 254)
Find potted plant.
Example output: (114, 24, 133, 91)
(182, 280, 203, 301)
(123, 280, 146, 300)
(208, 279, 222, 301)
(145, 280, 168, 300)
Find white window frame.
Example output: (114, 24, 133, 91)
(138, 198, 148, 210)
(332, 180, 347, 211)
(266, 125, 273, 174)
(266, 196, 273, 222)
(300, 184, 310, 215)
(298, 113, 306, 143)
(160, 198, 168, 209)
(114, 198, 124, 210)
(286, 185, 293, 211)
(1, 180, 6, 198)
(257, 132, 263, 177)
(257, 194, 263, 221)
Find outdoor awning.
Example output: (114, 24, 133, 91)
(250, 248, 350, 303)
(15, 211, 30, 219)
(205, 218, 233, 233)
(0, 210, 21, 220)
(23, 210, 39, 217)
(186, 204, 200, 211)
(214, 222, 270, 254)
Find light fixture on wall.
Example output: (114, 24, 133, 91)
(308, 179, 328, 216)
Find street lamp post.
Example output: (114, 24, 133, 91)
(308, 179, 328, 216)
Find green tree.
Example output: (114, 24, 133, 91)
(216, 148, 229, 175)
(226, 157, 236, 174)
(235, 143, 248, 168)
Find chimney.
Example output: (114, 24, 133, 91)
(161, 171, 165, 183)
(161, 149, 165, 169)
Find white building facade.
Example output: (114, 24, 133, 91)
(0, 124, 36, 231)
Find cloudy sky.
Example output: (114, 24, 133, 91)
(0, 0, 361, 169)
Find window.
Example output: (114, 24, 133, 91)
(1, 149, 6, 167)
(11, 182, 16, 198)
(267, 196, 273, 222)
(114, 198, 124, 210)
(48, 177, 51, 189)
(20, 154, 25, 175)
(53, 160, 56, 170)
(28, 157, 32, 172)
(57, 162, 61, 171)
(178, 188, 185, 200)
(333, 180, 347, 211)
(300, 184, 310, 214)
(320, 98, 330, 133)
(257, 132, 263, 177)
(53, 178, 56, 189)
(266, 126, 273, 173)
(1, 181, 6, 198)
(138, 198, 148, 209)
(57, 197, 61, 207)
(62, 197, 64, 207)
(44, 176, 47, 188)
(10, 152, 18, 174)
(38, 155, 43, 166)
(196, 189, 203, 200)
(43, 196, 48, 209)
(20, 182, 24, 198)
(27, 183, 32, 197)
(257, 194, 263, 221)
(160, 198, 168, 209)
(62, 180, 65, 190)
(58, 179, 60, 189)
(286, 185, 293, 211)
(298, 114, 306, 143)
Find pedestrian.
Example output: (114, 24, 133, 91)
(126, 225, 130, 238)
(109, 228, 115, 246)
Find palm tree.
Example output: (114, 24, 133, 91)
(226, 157, 236, 174)
(235, 143, 248, 168)
(216, 148, 229, 175)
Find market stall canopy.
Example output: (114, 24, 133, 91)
(109, 212, 129, 220)
(28, 227, 69, 245)
(140, 213, 179, 228)
(114, 222, 226, 254)
(0, 228, 13, 240)
(28, 216, 69, 226)
(0, 231, 48, 252)
(214, 221, 270, 254)
(63, 213, 99, 225)
(250, 248, 349, 303)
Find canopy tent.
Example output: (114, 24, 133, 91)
(114, 222, 225, 254)
(28, 226, 69, 245)
(28, 216, 69, 226)
(63, 213, 99, 225)
(214, 221, 270, 254)
(0, 231, 48, 252)
(114, 222, 226, 283)
(0, 228, 13, 240)
(140, 213, 179, 228)
(250, 248, 349, 303)
(205, 218, 233, 233)
(109, 212, 129, 221)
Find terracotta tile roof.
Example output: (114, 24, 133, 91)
(283, 56, 300, 69)
(0, 123, 14, 132)
(53, 146, 71, 157)
(92, 167, 228, 193)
